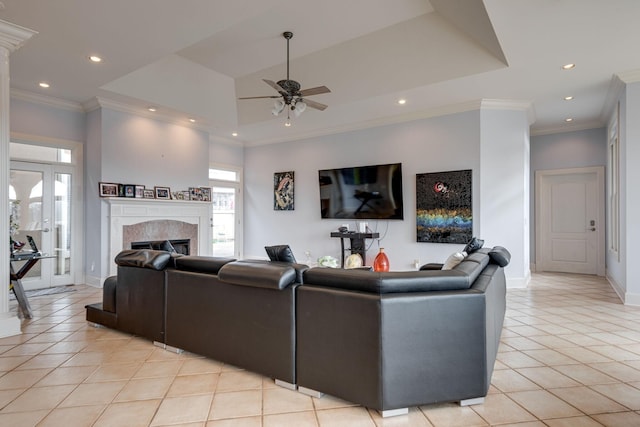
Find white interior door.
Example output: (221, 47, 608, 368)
(535, 167, 605, 275)
(10, 161, 74, 289)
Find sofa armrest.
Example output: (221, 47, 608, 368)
(218, 261, 297, 290)
(102, 275, 117, 313)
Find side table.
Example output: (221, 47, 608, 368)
(330, 231, 380, 268)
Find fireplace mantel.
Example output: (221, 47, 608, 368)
(107, 198, 212, 276)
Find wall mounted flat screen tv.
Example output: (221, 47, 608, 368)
(318, 163, 404, 220)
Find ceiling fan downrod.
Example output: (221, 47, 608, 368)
(283, 31, 293, 81)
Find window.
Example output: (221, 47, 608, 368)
(209, 165, 242, 258)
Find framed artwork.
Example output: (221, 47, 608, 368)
(123, 184, 136, 198)
(172, 191, 184, 200)
(143, 189, 155, 199)
(416, 169, 472, 243)
(155, 186, 171, 199)
(189, 187, 203, 201)
(181, 190, 190, 200)
(99, 182, 119, 197)
(200, 187, 212, 202)
(274, 171, 294, 211)
(135, 185, 145, 198)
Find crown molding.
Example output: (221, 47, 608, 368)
(0, 19, 36, 51)
(616, 69, 640, 83)
(11, 88, 84, 112)
(245, 99, 536, 147)
(480, 99, 536, 124)
(88, 96, 212, 133)
(530, 119, 604, 137)
(244, 100, 485, 147)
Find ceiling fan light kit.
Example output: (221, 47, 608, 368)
(239, 31, 330, 126)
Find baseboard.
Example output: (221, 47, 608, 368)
(0, 314, 21, 338)
(506, 270, 531, 289)
(606, 272, 625, 303)
(84, 274, 103, 288)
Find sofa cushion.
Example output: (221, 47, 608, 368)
(489, 246, 511, 267)
(442, 252, 465, 270)
(265, 245, 297, 263)
(219, 261, 297, 290)
(114, 250, 171, 270)
(175, 256, 237, 275)
(463, 237, 484, 254)
(303, 267, 472, 294)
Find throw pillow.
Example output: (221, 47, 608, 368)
(151, 240, 177, 253)
(489, 246, 511, 267)
(264, 245, 297, 263)
(463, 237, 484, 255)
(442, 252, 465, 270)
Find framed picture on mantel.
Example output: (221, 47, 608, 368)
(154, 186, 171, 200)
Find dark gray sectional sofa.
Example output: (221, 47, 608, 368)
(85, 245, 510, 416)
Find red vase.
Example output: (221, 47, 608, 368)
(373, 248, 389, 272)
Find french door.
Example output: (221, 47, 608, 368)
(10, 161, 74, 289)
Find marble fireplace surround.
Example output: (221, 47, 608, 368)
(108, 198, 212, 276)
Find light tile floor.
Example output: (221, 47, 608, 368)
(1, 273, 640, 426)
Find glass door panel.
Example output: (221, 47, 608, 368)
(211, 186, 236, 257)
(10, 168, 46, 285)
(10, 162, 74, 289)
(54, 173, 72, 276)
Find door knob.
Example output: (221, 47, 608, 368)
(589, 227, 596, 231)
(42, 227, 50, 232)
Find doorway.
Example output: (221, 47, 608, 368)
(10, 161, 74, 289)
(535, 167, 605, 275)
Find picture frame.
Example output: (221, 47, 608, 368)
(155, 186, 171, 199)
(99, 182, 119, 197)
(274, 171, 294, 210)
(189, 187, 203, 201)
(123, 184, 136, 198)
(143, 189, 155, 199)
(200, 187, 212, 202)
(135, 185, 145, 198)
(181, 190, 190, 200)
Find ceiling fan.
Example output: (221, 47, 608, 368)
(239, 31, 330, 124)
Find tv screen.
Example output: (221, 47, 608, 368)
(318, 163, 404, 220)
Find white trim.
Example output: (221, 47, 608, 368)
(0, 19, 37, 51)
(11, 89, 84, 112)
(507, 271, 531, 289)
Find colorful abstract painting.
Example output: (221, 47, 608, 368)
(274, 171, 294, 210)
(416, 169, 472, 243)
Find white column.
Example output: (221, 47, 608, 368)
(0, 19, 37, 338)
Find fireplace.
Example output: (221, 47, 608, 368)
(108, 198, 211, 276)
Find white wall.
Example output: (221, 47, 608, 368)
(618, 82, 640, 304)
(10, 97, 85, 142)
(480, 108, 531, 287)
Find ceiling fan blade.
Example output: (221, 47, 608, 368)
(238, 95, 281, 100)
(299, 86, 331, 96)
(303, 98, 328, 111)
(263, 79, 287, 94)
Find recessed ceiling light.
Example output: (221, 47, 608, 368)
(38, 82, 50, 88)
(562, 63, 575, 70)
(398, 99, 406, 105)
(564, 96, 574, 101)
(148, 107, 156, 112)
(189, 118, 196, 123)
(231, 132, 238, 137)
(89, 55, 102, 63)
(565, 118, 573, 122)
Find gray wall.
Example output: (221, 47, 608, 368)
(530, 128, 607, 265)
(243, 107, 531, 286)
